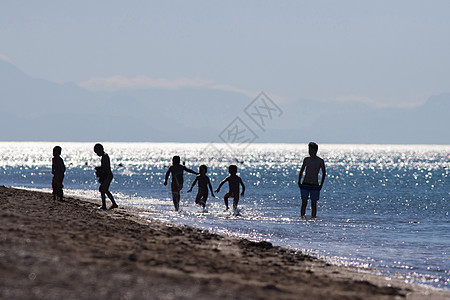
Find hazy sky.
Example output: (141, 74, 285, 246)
(1, 0, 449, 107)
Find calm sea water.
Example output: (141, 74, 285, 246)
(1, 142, 448, 290)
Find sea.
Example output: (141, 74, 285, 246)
(0, 142, 448, 290)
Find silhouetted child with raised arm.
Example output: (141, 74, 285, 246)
(187, 165, 215, 209)
(298, 142, 326, 218)
(215, 165, 245, 211)
(164, 156, 198, 211)
(52, 146, 66, 201)
(94, 143, 118, 210)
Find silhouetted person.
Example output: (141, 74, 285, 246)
(164, 156, 198, 211)
(94, 143, 118, 210)
(187, 165, 215, 209)
(215, 165, 245, 211)
(52, 146, 65, 201)
(298, 142, 326, 218)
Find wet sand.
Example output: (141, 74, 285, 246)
(1, 186, 448, 300)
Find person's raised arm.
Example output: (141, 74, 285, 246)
(215, 178, 227, 193)
(240, 178, 245, 196)
(164, 167, 171, 186)
(319, 159, 326, 190)
(187, 177, 198, 193)
(298, 158, 306, 188)
(183, 166, 199, 175)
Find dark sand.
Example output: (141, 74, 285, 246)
(1, 186, 448, 300)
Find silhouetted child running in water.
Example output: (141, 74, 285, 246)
(298, 142, 326, 218)
(164, 156, 198, 211)
(187, 165, 215, 209)
(94, 143, 118, 210)
(215, 165, 245, 211)
(52, 146, 66, 201)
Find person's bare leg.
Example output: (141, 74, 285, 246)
(201, 195, 207, 208)
(204, 195, 207, 208)
(311, 200, 317, 218)
(172, 192, 179, 211)
(106, 191, 118, 208)
(301, 199, 308, 217)
(224, 195, 229, 210)
(100, 192, 107, 210)
(233, 197, 239, 210)
(175, 193, 180, 211)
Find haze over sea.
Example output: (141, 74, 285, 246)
(1, 142, 448, 290)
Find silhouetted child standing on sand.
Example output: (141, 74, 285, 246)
(187, 165, 215, 209)
(164, 156, 198, 211)
(298, 142, 326, 218)
(94, 143, 118, 210)
(51, 146, 66, 201)
(215, 165, 245, 211)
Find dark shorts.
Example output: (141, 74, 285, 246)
(300, 183, 320, 201)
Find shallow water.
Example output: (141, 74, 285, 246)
(1, 142, 448, 289)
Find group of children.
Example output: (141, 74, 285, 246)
(52, 143, 117, 210)
(51, 142, 326, 218)
(164, 156, 245, 212)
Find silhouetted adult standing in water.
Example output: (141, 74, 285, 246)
(298, 142, 326, 218)
(164, 156, 198, 211)
(52, 146, 65, 201)
(94, 143, 118, 210)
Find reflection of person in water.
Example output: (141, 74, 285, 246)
(52, 146, 66, 201)
(298, 142, 326, 218)
(215, 165, 245, 211)
(164, 156, 198, 211)
(188, 165, 215, 209)
(94, 143, 118, 210)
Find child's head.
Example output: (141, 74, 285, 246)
(53, 146, 62, 157)
(228, 164, 238, 175)
(94, 143, 104, 156)
(199, 165, 207, 174)
(308, 142, 318, 156)
(172, 156, 181, 165)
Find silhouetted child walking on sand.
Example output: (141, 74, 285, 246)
(215, 165, 245, 211)
(298, 142, 326, 218)
(187, 165, 215, 209)
(164, 156, 198, 211)
(52, 146, 66, 201)
(94, 143, 118, 210)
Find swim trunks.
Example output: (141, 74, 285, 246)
(300, 182, 320, 201)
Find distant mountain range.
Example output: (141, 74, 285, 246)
(1, 60, 449, 144)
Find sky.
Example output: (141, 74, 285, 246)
(1, 0, 449, 107)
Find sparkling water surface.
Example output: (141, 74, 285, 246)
(1, 142, 448, 289)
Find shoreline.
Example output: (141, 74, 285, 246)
(1, 186, 448, 299)
(13, 185, 448, 291)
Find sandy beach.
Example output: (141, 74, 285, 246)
(0, 186, 448, 300)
